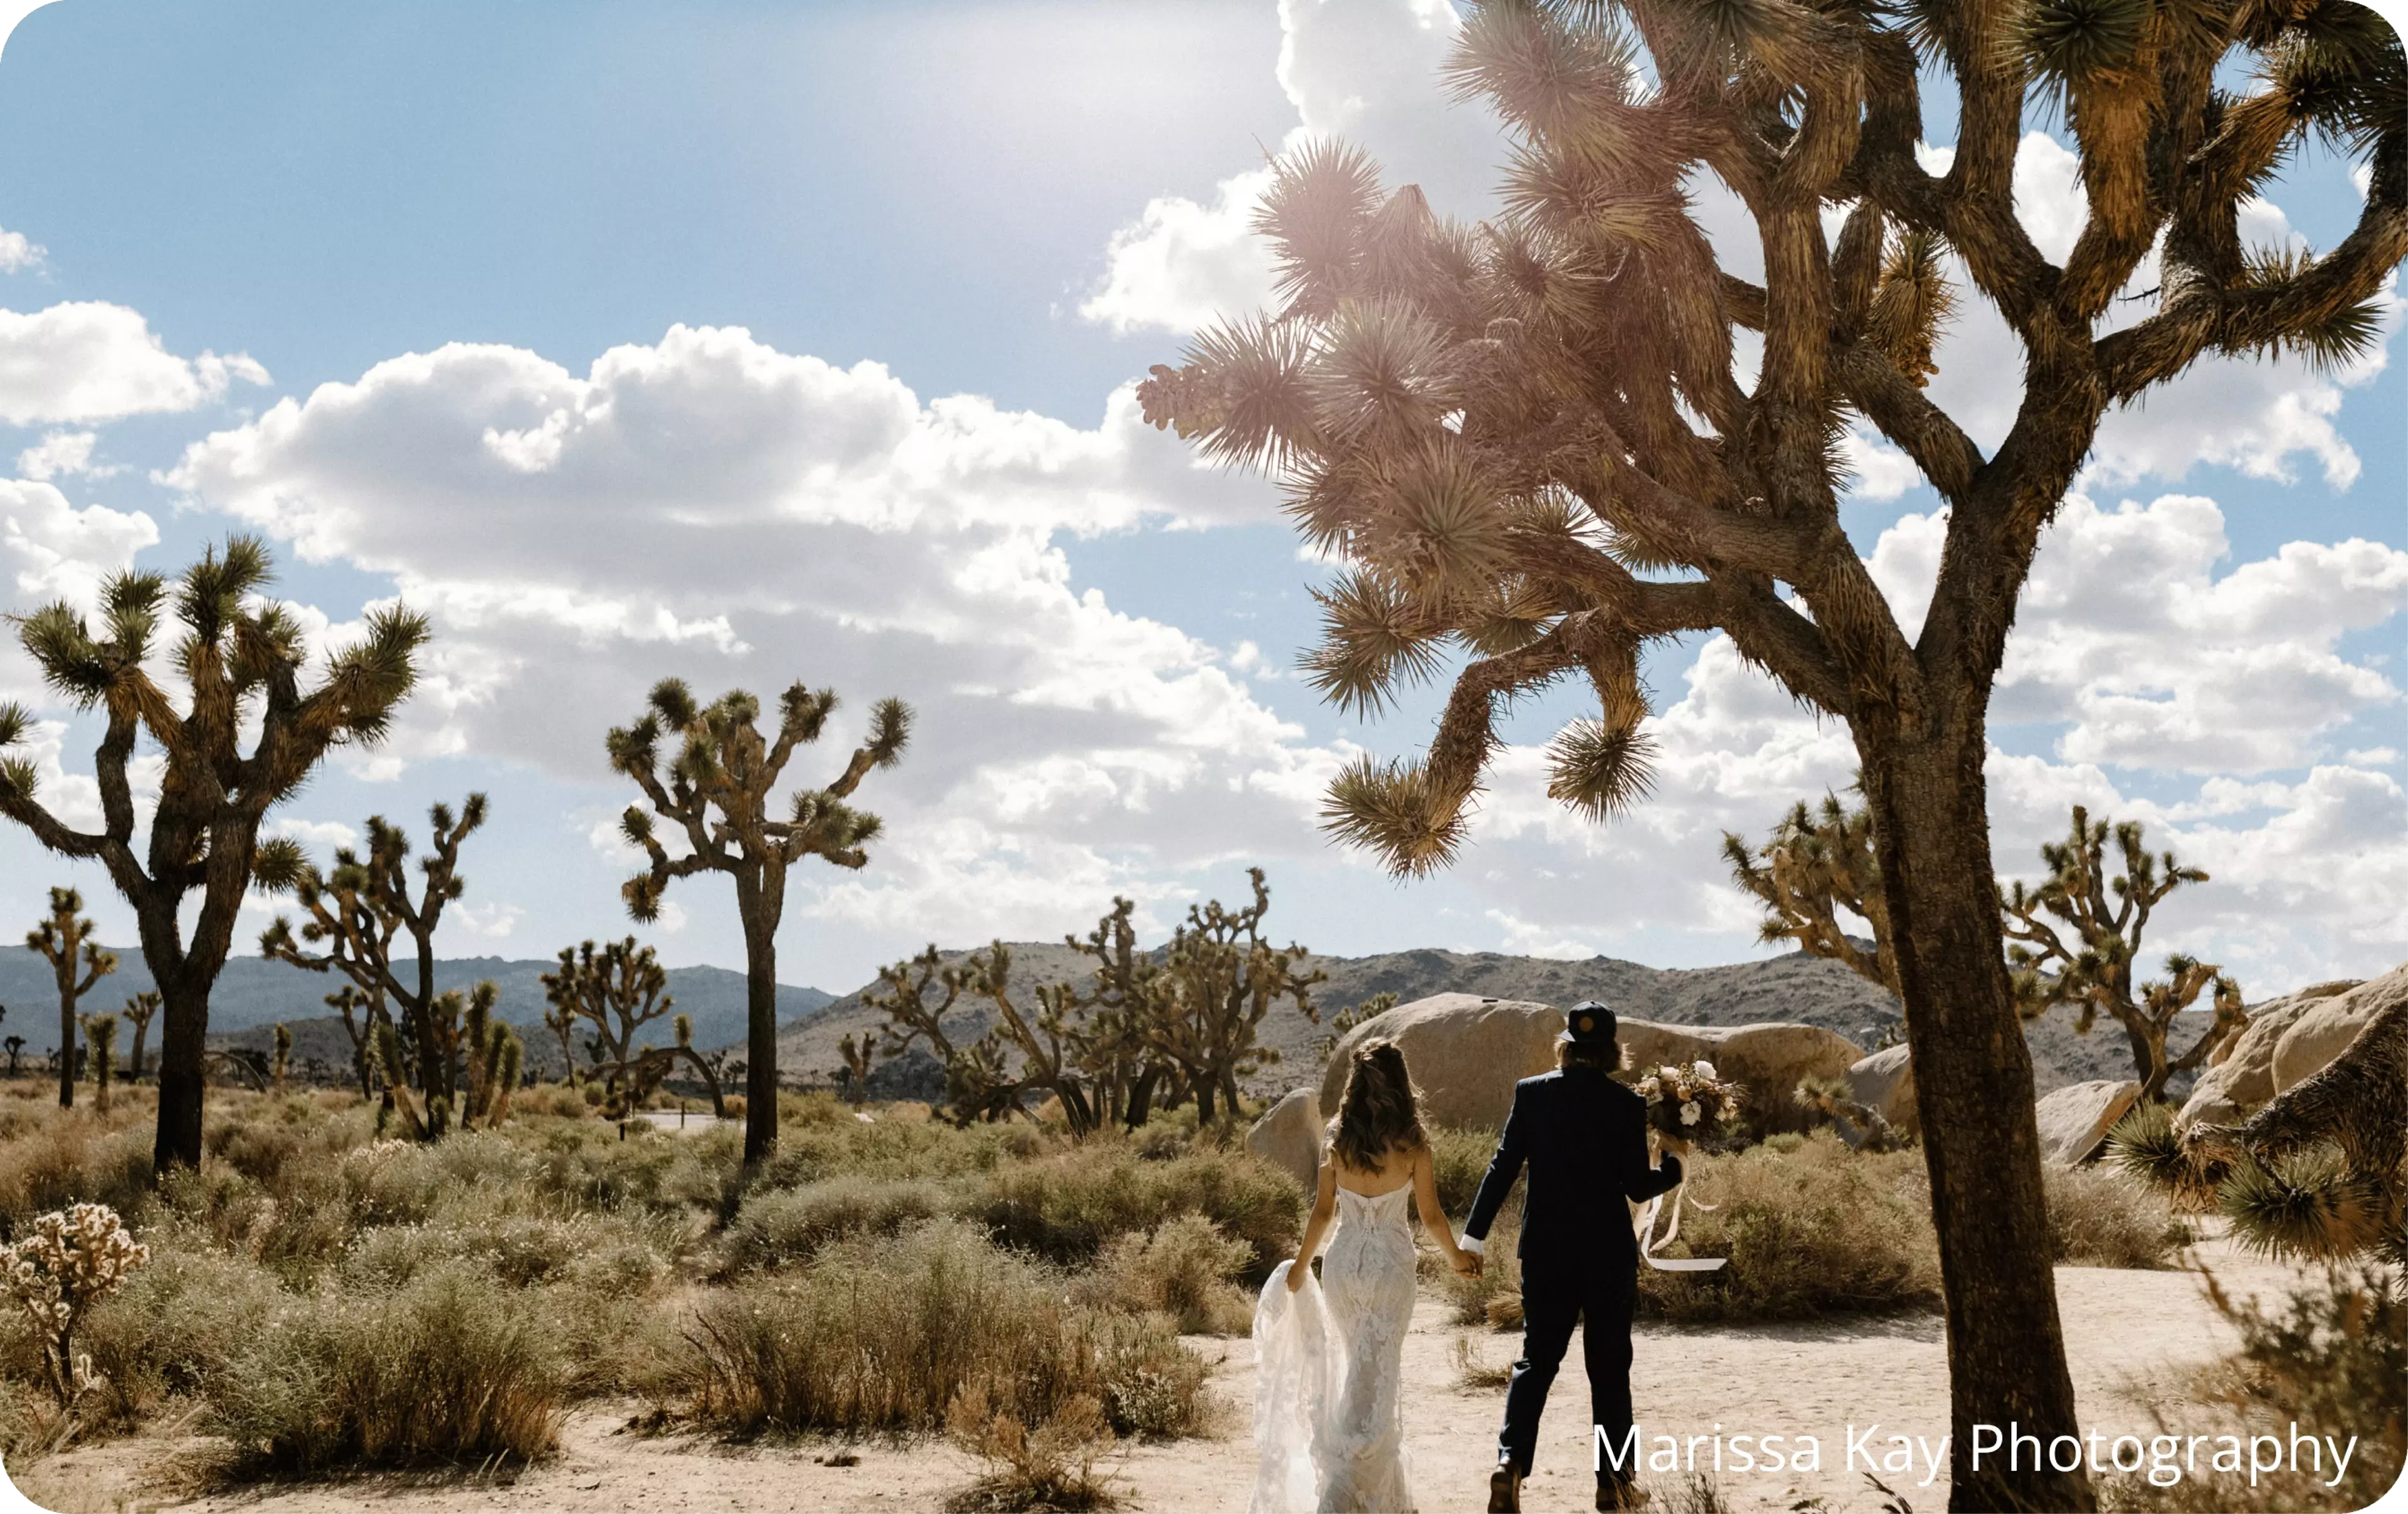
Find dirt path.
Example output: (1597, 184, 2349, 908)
(9, 1241, 2314, 1513)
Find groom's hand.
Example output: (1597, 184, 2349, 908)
(1452, 1251, 1481, 1278)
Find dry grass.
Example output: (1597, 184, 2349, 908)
(677, 1219, 1211, 1441)
(2044, 1163, 2192, 1270)
(206, 1263, 570, 1471)
(717, 1175, 949, 1273)
(1082, 1213, 1255, 1335)
(944, 1382, 1121, 1512)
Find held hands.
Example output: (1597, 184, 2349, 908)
(1450, 1249, 1482, 1279)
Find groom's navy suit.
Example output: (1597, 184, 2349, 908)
(1464, 1063, 1682, 1488)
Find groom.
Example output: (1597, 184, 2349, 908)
(1462, 1001, 1684, 1513)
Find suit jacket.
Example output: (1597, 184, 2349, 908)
(1464, 1066, 1682, 1264)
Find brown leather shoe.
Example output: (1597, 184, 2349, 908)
(1598, 1481, 1651, 1511)
(1489, 1466, 1523, 1512)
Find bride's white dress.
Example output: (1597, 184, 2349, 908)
(1250, 1183, 1418, 1513)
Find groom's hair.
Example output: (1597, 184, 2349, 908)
(1558, 1035, 1624, 1074)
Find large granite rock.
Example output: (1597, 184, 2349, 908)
(1845, 1043, 1918, 1136)
(2178, 977, 2363, 1128)
(1319, 994, 1562, 1130)
(2036, 1079, 2141, 1165)
(1321, 994, 1863, 1133)
(2272, 964, 2408, 1096)
(1245, 1086, 1323, 1192)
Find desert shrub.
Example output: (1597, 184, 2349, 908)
(680, 1219, 1209, 1440)
(341, 1207, 673, 1295)
(0, 1110, 153, 1229)
(1427, 1126, 1500, 1214)
(1634, 1133, 1940, 1321)
(2044, 1164, 2190, 1269)
(1083, 1213, 1254, 1335)
(718, 1176, 949, 1274)
(779, 1090, 853, 1129)
(946, 1382, 1119, 1513)
(2100, 1270, 2404, 1513)
(207, 1262, 568, 1470)
(61, 1246, 283, 1432)
(970, 1147, 1299, 1278)
(511, 1083, 591, 1120)
(753, 1117, 1052, 1191)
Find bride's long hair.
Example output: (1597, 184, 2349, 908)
(1328, 1041, 1427, 1173)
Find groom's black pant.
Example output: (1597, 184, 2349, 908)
(1498, 1251, 1638, 1485)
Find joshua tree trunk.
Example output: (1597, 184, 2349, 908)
(1861, 724, 2084, 1511)
(737, 874, 780, 1165)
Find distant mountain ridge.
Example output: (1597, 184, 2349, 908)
(0, 946, 833, 1064)
(771, 942, 2209, 1102)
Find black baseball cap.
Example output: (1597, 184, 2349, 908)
(1561, 999, 1616, 1044)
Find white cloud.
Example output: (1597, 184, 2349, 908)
(0, 480, 160, 696)
(265, 816, 361, 852)
(454, 901, 524, 939)
(16, 431, 104, 480)
(0, 302, 270, 426)
(164, 323, 1331, 943)
(0, 225, 43, 275)
(1080, 0, 1499, 335)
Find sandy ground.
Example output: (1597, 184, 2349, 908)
(6, 1238, 2320, 1514)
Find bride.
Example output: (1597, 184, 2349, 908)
(1251, 1041, 1476, 1513)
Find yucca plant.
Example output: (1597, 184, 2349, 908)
(117, 990, 158, 1083)
(1138, 3, 2402, 1503)
(609, 679, 911, 1164)
(26, 888, 115, 1110)
(0, 537, 426, 1170)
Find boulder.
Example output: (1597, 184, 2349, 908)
(1319, 994, 1864, 1134)
(2180, 979, 2360, 1128)
(1245, 1086, 1324, 1192)
(1844, 1043, 1918, 1136)
(2035, 1079, 2141, 1165)
(2272, 964, 2408, 1096)
(1320, 994, 1562, 1131)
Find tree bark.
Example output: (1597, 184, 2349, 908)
(55, 981, 74, 1111)
(737, 876, 778, 1166)
(151, 972, 209, 1172)
(1861, 732, 2094, 1513)
(1124, 1066, 1158, 1130)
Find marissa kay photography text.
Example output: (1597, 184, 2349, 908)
(1594, 1422, 2367, 1491)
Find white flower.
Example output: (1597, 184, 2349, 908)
(1693, 1060, 1718, 1080)
(1658, 1066, 1682, 1083)
(1680, 1101, 1702, 1126)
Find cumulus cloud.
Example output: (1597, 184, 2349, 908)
(0, 302, 270, 426)
(164, 323, 1329, 945)
(1081, 0, 1499, 334)
(0, 476, 160, 705)
(15, 430, 107, 480)
(0, 225, 43, 275)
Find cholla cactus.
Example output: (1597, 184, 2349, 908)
(4, 1202, 148, 1408)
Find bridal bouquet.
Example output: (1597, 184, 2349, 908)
(1631, 1060, 1743, 1138)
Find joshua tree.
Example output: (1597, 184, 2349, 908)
(322, 984, 379, 1098)
(78, 1014, 117, 1113)
(1151, 870, 1321, 1128)
(608, 679, 911, 1164)
(669, 1014, 728, 1118)
(2002, 807, 2247, 1103)
(1136, 4, 2402, 1498)
(541, 936, 677, 1101)
(959, 942, 1101, 1135)
(27, 888, 116, 1110)
(1056, 898, 1178, 1129)
(270, 1022, 292, 1094)
(3, 1038, 21, 1076)
(835, 1031, 876, 1104)
(0, 537, 425, 1170)
(1723, 792, 1896, 995)
(117, 991, 158, 1083)
(258, 795, 487, 1113)
(373, 981, 517, 1138)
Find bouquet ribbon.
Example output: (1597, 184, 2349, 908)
(1634, 1157, 1726, 1273)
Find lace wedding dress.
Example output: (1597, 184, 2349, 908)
(1250, 1183, 1418, 1514)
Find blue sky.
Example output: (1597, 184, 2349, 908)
(0, 0, 2401, 1001)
